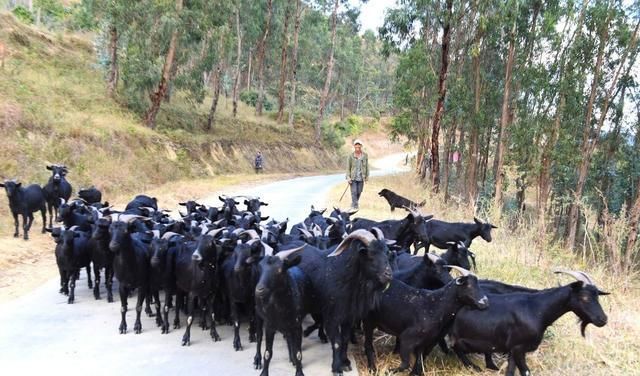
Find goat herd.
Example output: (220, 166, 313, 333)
(1, 165, 609, 376)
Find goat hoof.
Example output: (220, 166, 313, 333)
(156, 317, 163, 327)
(341, 365, 352, 372)
(254, 357, 262, 369)
(486, 363, 499, 371)
(107, 294, 114, 303)
(119, 326, 126, 334)
(134, 324, 142, 334)
(67, 297, 74, 304)
(210, 330, 220, 342)
(13, 233, 19, 238)
(390, 366, 408, 373)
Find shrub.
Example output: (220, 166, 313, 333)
(12, 6, 35, 24)
(239, 90, 273, 111)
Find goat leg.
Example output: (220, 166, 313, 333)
(133, 288, 145, 334)
(182, 294, 195, 346)
(253, 316, 263, 369)
(119, 286, 128, 334)
(13, 212, 19, 238)
(339, 323, 352, 372)
(173, 291, 182, 329)
(154, 290, 162, 327)
(93, 264, 101, 300)
(363, 319, 377, 371)
(259, 328, 275, 376)
(232, 302, 243, 351)
(292, 327, 305, 376)
(162, 289, 172, 334)
(67, 270, 77, 304)
(485, 353, 499, 370)
(453, 347, 482, 372)
(105, 266, 114, 303)
(505, 353, 517, 376)
(86, 265, 93, 289)
(145, 292, 154, 317)
(513, 348, 530, 376)
(40, 207, 46, 233)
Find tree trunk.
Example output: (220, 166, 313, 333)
(480, 122, 492, 190)
(276, 1, 291, 123)
(106, 24, 119, 98)
(442, 120, 457, 202)
(287, 0, 302, 127)
(493, 19, 517, 211)
(466, 10, 483, 203)
(315, 0, 339, 141)
(429, 0, 453, 194)
(566, 18, 638, 249)
(255, 0, 273, 116)
(144, 0, 183, 129)
(206, 64, 223, 131)
(246, 49, 252, 90)
(233, 3, 241, 118)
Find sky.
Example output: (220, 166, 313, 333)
(350, 0, 394, 35)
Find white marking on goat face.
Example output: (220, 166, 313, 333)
(478, 296, 488, 305)
(265, 350, 271, 360)
(187, 316, 193, 325)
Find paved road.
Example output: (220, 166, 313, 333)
(0, 154, 408, 375)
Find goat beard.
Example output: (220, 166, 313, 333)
(580, 320, 589, 337)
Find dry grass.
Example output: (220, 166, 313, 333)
(324, 172, 640, 376)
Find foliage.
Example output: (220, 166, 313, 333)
(12, 6, 34, 24)
(240, 89, 273, 111)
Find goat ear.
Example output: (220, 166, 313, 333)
(244, 199, 249, 205)
(261, 216, 270, 221)
(284, 254, 302, 268)
(597, 290, 610, 296)
(0, 183, 4, 188)
(45, 227, 53, 233)
(474, 217, 482, 224)
(46, 165, 53, 170)
(490, 224, 498, 229)
(260, 201, 268, 206)
(178, 202, 186, 206)
(455, 276, 468, 285)
(219, 196, 226, 202)
(16, 182, 22, 187)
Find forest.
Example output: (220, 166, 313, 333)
(3, 0, 640, 271)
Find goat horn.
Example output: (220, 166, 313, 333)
(554, 269, 594, 286)
(117, 214, 147, 223)
(298, 228, 313, 240)
(139, 206, 156, 213)
(231, 228, 244, 236)
(151, 230, 160, 239)
(312, 224, 322, 237)
(324, 224, 333, 237)
(205, 228, 224, 237)
(445, 265, 473, 277)
(403, 205, 421, 218)
(261, 241, 274, 256)
(328, 229, 377, 257)
(161, 232, 181, 240)
(326, 217, 338, 224)
(426, 253, 441, 264)
(458, 241, 466, 248)
(275, 244, 306, 260)
(371, 227, 385, 241)
(240, 229, 260, 240)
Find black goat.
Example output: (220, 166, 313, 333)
(350, 207, 432, 249)
(378, 188, 426, 212)
(173, 228, 223, 345)
(124, 195, 158, 216)
(1, 180, 47, 240)
(43, 165, 72, 228)
(450, 270, 608, 376)
(50, 226, 92, 304)
(109, 214, 151, 334)
(78, 186, 102, 204)
(364, 266, 488, 375)
(420, 216, 497, 254)
(57, 198, 92, 231)
(244, 196, 268, 214)
(88, 216, 115, 301)
(254, 245, 307, 376)
(393, 252, 452, 289)
(222, 232, 266, 351)
(439, 241, 476, 270)
(296, 229, 393, 375)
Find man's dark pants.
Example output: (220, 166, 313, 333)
(350, 180, 364, 209)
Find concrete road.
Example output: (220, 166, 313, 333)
(0, 154, 408, 375)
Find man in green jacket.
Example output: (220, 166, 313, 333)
(346, 139, 369, 210)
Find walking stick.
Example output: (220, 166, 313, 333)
(338, 182, 350, 203)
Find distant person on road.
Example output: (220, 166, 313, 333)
(346, 139, 369, 210)
(254, 151, 264, 173)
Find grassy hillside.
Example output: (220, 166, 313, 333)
(324, 174, 640, 376)
(0, 12, 341, 198)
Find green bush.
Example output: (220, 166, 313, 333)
(240, 90, 273, 111)
(12, 6, 35, 24)
(321, 122, 343, 150)
(333, 115, 378, 137)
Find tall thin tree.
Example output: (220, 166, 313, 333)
(255, 0, 273, 116)
(315, 0, 340, 141)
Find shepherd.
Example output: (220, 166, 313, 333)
(254, 151, 264, 173)
(346, 139, 369, 210)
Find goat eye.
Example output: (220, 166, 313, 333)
(581, 295, 590, 302)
